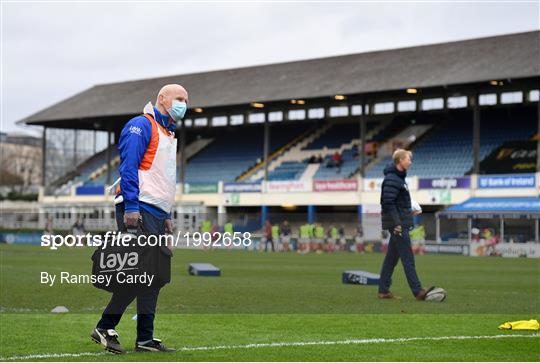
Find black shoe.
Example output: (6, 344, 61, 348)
(135, 339, 176, 353)
(90, 328, 127, 354)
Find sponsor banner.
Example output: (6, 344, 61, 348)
(363, 177, 415, 192)
(480, 141, 537, 174)
(358, 241, 383, 254)
(428, 189, 452, 205)
(478, 174, 536, 189)
(418, 177, 471, 189)
(470, 242, 540, 258)
(423, 243, 469, 255)
(76, 185, 105, 195)
(363, 178, 383, 192)
(313, 179, 358, 192)
(267, 180, 312, 193)
(0, 232, 43, 245)
(224, 193, 241, 205)
(223, 182, 262, 193)
(183, 183, 218, 194)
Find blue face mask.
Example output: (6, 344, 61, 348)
(167, 100, 187, 122)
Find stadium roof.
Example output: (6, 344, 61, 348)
(22, 30, 540, 127)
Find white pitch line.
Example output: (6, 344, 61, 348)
(0, 334, 538, 361)
(0, 351, 109, 361)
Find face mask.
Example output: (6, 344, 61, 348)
(167, 100, 187, 122)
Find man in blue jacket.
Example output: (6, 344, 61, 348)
(91, 84, 188, 354)
(378, 149, 432, 300)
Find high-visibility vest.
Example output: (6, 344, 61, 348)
(315, 226, 325, 238)
(272, 225, 280, 238)
(114, 103, 177, 213)
(137, 113, 177, 213)
(300, 225, 310, 238)
(202, 220, 212, 233)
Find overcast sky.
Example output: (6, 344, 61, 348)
(2, 1, 539, 135)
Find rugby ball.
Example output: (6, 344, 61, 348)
(425, 287, 447, 302)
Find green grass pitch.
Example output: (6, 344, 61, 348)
(1, 244, 539, 361)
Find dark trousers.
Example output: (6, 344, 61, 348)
(378, 229, 422, 296)
(96, 287, 160, 342)
(264, 237, 275, 252)
(96, 203, 165, 342)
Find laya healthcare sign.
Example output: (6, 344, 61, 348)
(478, 174, 536, 188)
(313, 179, 358, 192)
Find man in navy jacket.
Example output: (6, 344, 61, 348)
(378, 149, 432, 300)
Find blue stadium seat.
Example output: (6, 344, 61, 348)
(304, 123, 359, 150)
(74, 147, 119, 186)
(266, 161, 308, 181)
(313, 148, 358, 180)
(366, 117, 536, 178)
(185, 123, 309, 183)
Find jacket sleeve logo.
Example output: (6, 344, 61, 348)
(129, 125, 142, 136)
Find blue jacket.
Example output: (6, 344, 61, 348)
(117, 106, 173, 219)
(380, 164, 413, 230)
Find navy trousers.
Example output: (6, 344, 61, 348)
(96, 203, 165, 342)
(265, 237, 275, 252)
(378, 229, 422, 296)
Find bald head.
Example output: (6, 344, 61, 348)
(156, 84, 189, 123)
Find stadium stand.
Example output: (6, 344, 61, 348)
(51, 147, 119, 194)
(251, 121, 382, 181)
(366, 114, 537, 178)
(313, 147, 358, 179)
(185, 123, 310, 183)
(266, 160, 309, 181)
(303, 122, 359, 150)
(50, 110, 537, 188)
(252, 119, 427, 181)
